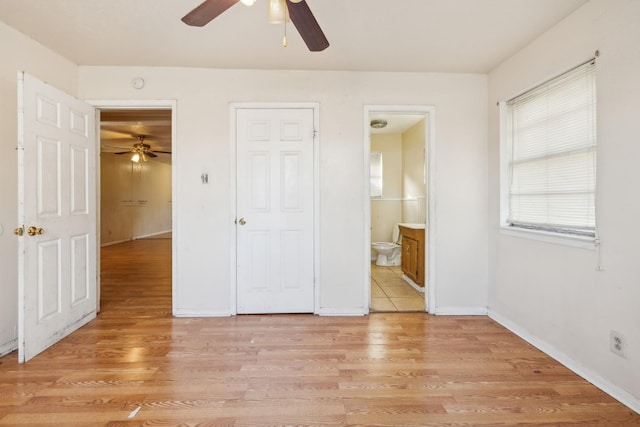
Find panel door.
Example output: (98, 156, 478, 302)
(236, 108, 315, 313)
(17, 73, 97, 362)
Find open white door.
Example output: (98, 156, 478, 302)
(17, 73, 97, 362)
(236, 107, 315, 313)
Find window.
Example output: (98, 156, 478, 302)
(370, 152, 383, 198)
(503, 59, 597, 237)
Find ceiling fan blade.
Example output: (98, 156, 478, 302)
(286, 0, 329, 52)
(153, 151, 172, 154)
(182, 0, 239, 27)
(102, 144, 131, 149)
(146, 152, 158, 158)
(113, 152, 131, 155)
(101, 138, 144, 145)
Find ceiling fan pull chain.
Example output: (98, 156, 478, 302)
(283, 20, 288, 47)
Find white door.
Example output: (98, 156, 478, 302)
(236, 108, 315, 313)
(17, 73, 97, 362)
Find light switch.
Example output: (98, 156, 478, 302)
(201, 173, 208, 184)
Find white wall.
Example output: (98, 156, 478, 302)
(488, 0, 640, 411)
(0, 21, 79, 356)
(371, 133, 402, 243)
(78, 67, 489, 315)
(101, 154, 172, 245)
(402, 120, 427, 224)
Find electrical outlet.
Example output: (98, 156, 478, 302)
(610, 330, 626, 358)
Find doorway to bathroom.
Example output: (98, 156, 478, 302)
(364, 105, 435, 313)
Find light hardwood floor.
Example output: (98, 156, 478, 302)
(0, 237, 638, 425)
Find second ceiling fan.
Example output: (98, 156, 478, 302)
(182, 0, 329, 52)
(113, 136, 171, 162)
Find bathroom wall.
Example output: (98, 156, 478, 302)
(401, 120, 427, 224)
(101, 154, 172, 245)
(370, 133, 403, 243)
(370, 120, 427, 246)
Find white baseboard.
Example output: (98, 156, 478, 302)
(401, 274, 425, 293)
(317, 308, 367, 316)
(101, 230, 172, 247)
(489, 309, 640, 415)
(0, 339, 17, 358)
(174, 308, 368, 317)
(100, 238, 130, 247)
(434, 306, 488, 315)
(134, 230, 172, 240)
(173, 309, 233, 317)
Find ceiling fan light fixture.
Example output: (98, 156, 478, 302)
(182, 0, 328, 52)
(131, 153, 140, 163)
(239, 0, 256, 5)
(268, 0, 289, 24)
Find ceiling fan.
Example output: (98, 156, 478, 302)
(113, 136, 171, 162)
(181, 0, 329, 52)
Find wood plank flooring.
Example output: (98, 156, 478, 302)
(1, 237, 638, 425)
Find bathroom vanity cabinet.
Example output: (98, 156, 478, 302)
(399, 225, 425, 288)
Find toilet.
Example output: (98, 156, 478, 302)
(371, 224, 402, 266)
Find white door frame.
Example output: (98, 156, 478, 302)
(86, 99, 177, 312)
(364, 105, 437, 314)
(230, 102, 321, 314)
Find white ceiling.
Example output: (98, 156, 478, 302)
(100, 109, 172, 164)
(0, 0, 587, 73)
(100, 109, 171, 151)
(370, 113, 424, 135)
(1, 0, 588, 154)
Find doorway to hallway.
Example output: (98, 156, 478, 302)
(93, 101, 176, 314)
(100, 235, 172, 317)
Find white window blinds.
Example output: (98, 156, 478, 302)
(507, 60, 597, 236)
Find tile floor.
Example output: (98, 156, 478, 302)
(370, 262, 426, 312)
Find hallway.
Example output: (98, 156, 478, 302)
(100, 235, 172, 318)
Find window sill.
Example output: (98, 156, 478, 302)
(498, 226, 598, 250)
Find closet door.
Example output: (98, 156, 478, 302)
(235, 107, 315, 313)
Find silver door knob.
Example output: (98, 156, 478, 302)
(238, 218, 246, 225)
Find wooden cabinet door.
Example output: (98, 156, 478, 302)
(403, 237, 419, 283)
(401, 240, 410, 273)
